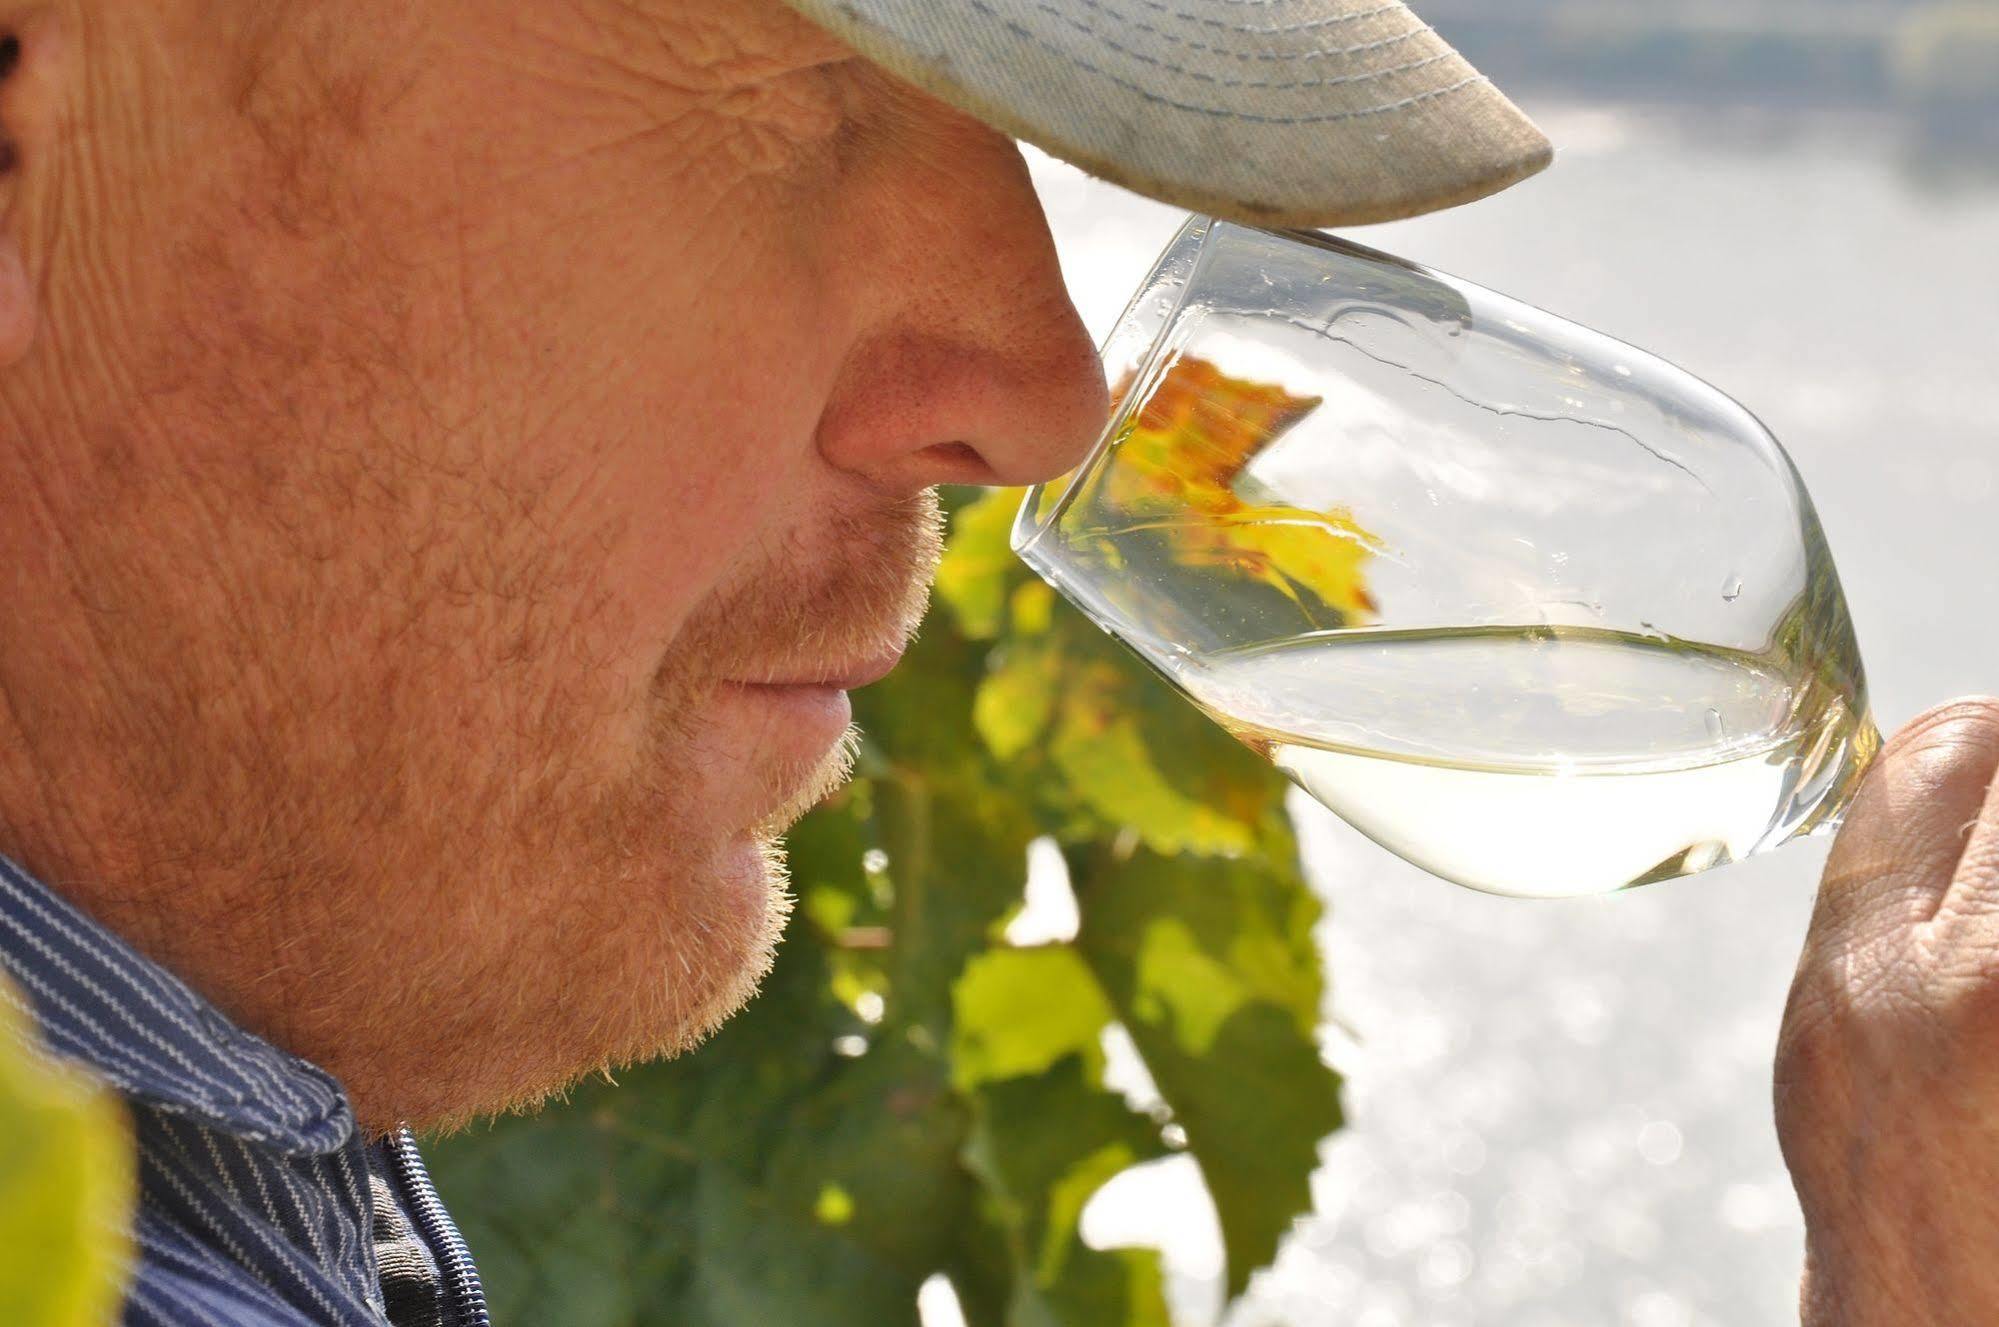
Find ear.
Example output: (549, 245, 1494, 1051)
(0, 15, 63, 368)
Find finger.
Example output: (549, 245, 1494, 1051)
(1936, 703, 1999, 922)
(1807, 697, 1999, 956)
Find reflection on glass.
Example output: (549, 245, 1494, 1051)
(1079, 355, 1379, 634)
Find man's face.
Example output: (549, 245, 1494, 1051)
(0, 0, 1104, 1126)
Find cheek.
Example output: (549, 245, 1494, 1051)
(518, 356, 835, 679)
(447, 138, 853, 680)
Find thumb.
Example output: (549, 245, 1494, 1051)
(1806, 697, 1999, 959)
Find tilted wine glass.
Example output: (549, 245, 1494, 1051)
(1013, 216, 1876, 898)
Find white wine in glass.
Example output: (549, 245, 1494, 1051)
(1014, 217, 1876, 899)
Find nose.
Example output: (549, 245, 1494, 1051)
(814, 122, 1110, 493)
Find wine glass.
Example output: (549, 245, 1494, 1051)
(1012, 215, 1876, 898)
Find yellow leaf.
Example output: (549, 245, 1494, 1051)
(1102, 356, 1381, 625)
(0, 984, 135, 1327)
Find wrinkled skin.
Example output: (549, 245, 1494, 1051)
(1778, 697, 1999, 1323)
(0, 0, 1105, 1130)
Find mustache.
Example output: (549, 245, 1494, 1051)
(654, 489, 945, 697)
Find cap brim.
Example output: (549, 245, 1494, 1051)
(784, 0, 1552, 228)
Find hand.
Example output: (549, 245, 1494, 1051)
(1775, 698, 1999, 1325)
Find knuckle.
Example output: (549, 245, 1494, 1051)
(1776, 942, 1928, 1097)
(1919, 939, 1999, 1047)
(1774, 978, 1851, 1104)
(1887, 696, 1999, 760)
(1773, 1030, 1847, 1173)
(1962, 830, 1999, 897)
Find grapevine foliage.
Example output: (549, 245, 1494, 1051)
(0, 981, 134, 1327)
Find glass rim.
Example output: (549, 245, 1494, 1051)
(1009, 213, 1213, 561)
(1010, 214, 1803, 568)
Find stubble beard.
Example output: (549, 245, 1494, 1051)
(399, 489, 943, 1133)
(1, 439, 941, 1135)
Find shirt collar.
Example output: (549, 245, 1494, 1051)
(0, 854, 356, 1155)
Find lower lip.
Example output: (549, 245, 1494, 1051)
(722, 682, 854, 753)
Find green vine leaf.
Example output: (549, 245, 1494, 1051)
(0, 982, 136, 1327)
(953, 946, 1113, 1092)
(1073, 847, 1342, 1298)
(934, 489, 1024, 641)
(962, 1056, 1170, 1327)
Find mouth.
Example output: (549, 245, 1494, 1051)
(720, 679, 855, 747)
(706, 644, 907, 811)
(728, 641, 910, 695)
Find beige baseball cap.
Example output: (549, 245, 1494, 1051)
(782, 0, 1551, 227)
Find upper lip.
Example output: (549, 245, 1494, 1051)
(730, 645, 908, 692)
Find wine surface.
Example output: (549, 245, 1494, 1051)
(1170, 625, 1877, 896)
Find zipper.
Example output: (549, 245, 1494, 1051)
(386, 1128, 491, 1327)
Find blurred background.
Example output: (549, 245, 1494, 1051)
(1009, 3, 1999, 1324)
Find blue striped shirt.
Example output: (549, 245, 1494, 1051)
(0, 855, 488, 1326)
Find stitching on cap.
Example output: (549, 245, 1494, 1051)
(1022, 0, 1451, 91)
(1128, 0, 1409, 37)
(1072, 0, 1429, 64)
(968, 0, 1484, 124)
(1136, 0, 1361, 8)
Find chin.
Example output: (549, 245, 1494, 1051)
(652, 732, 855, 1043)
(636, 833, 795, 1059)
(387, 726, 846, 1133)
(405, 836, 793, 1136)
